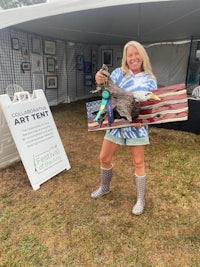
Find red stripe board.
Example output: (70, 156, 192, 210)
(86, 83, 188, 131)
(139, 102, 188, 115)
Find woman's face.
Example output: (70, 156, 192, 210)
(126, 45, 143, 74)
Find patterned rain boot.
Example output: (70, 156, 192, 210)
(91, 166, 112, 199)
(132, 173, 146, 215)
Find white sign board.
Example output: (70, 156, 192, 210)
(0, 90, 71, 190)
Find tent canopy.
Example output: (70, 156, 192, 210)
(1, 0, 200, 45)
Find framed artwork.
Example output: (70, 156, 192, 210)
(32, 54, 43, 73)
(11, 38, 19, 50)
(85, 74, 92, 86)
(21, 62, 31, 71)
(33, 73, 45, 91)
(77, 55, 84, 70)
(116, 51, 122, 66)
(91, 50, 97, 73)
(21, 47, 29, 58)
(102, 49, 113, 66)
(46, 76, 58, 89)
(32, 37, 41, 54)
(84, 62, 92, 73)
(47, 57, 55, 72)
(44, 40, 56, 55)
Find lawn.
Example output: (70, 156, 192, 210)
(0, 100, 199, 267)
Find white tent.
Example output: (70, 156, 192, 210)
(0, 0, 200, 45)
(0, 0, 200, 101)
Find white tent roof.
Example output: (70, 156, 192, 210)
(1, 0, 200, 45)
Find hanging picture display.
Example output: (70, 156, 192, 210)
(47, 57, 55, 72)
(44, 40, 56, 55)
(77, 55, 84, 70)
(11, 38, 20, 50)
(0, 90, 71, 190)
(33, 74, 45, 91)
(32, 37, 41, 54)
(46, 76, 58, 89)
(91, 50, 97, 73)
(84, 62, 92, 73)
(32, 54, 43, 73)
(101, 49, 113, 66)
(21, 62, 31, 71)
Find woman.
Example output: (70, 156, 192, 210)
(91, 40, 157, 215)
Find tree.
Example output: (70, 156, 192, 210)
(0, 0, 46, 9)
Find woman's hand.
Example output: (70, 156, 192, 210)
(134, 124, 143, 128)
(95, 70, 107, 84)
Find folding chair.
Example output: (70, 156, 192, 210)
(5, 84, 24, 100)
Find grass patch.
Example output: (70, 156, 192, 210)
(0, 100, 200, 266)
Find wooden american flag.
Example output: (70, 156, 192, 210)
(86, 83, 188, 131)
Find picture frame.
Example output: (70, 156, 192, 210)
(47, 57, 55, 72)
(77, 55, 84, 70)
(116, 51, 122, 66)
(44, 40, 56, 55)
(85, 74, 92, 86)
(21, 62, 31, 71)
(32, 54, 43, 73)
(46, 76, 58, 89)
(21, 47, 29, 58)
(32, 37, 41, 54)
(91, 50, 97, 73)
(84, 62, 92, 74)
(102, 49, 113, 67)
(33, 73, 45, 91)
(11, 38, 20, 50)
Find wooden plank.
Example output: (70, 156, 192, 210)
(86, 83, 188, 131)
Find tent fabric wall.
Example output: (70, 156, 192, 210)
(147, 43, 190, 86)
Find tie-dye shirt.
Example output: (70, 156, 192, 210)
(107, 67, 157, 139)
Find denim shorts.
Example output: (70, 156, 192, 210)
(104, 132, 150, 146)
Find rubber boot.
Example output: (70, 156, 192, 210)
(132, 173, 146, 215)
(91, 166, 112, 199)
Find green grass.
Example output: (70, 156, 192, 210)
(0, 100, 199, 267)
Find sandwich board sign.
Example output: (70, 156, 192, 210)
(0, 90, 71, 190)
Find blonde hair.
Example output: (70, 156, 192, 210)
(121, 40, 156, 79)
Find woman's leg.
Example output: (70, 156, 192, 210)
(100, 139, 119, 168)
(91, 139, 119, 198)
(130, 145, 146, 215)
(130, 145, 145, 176)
